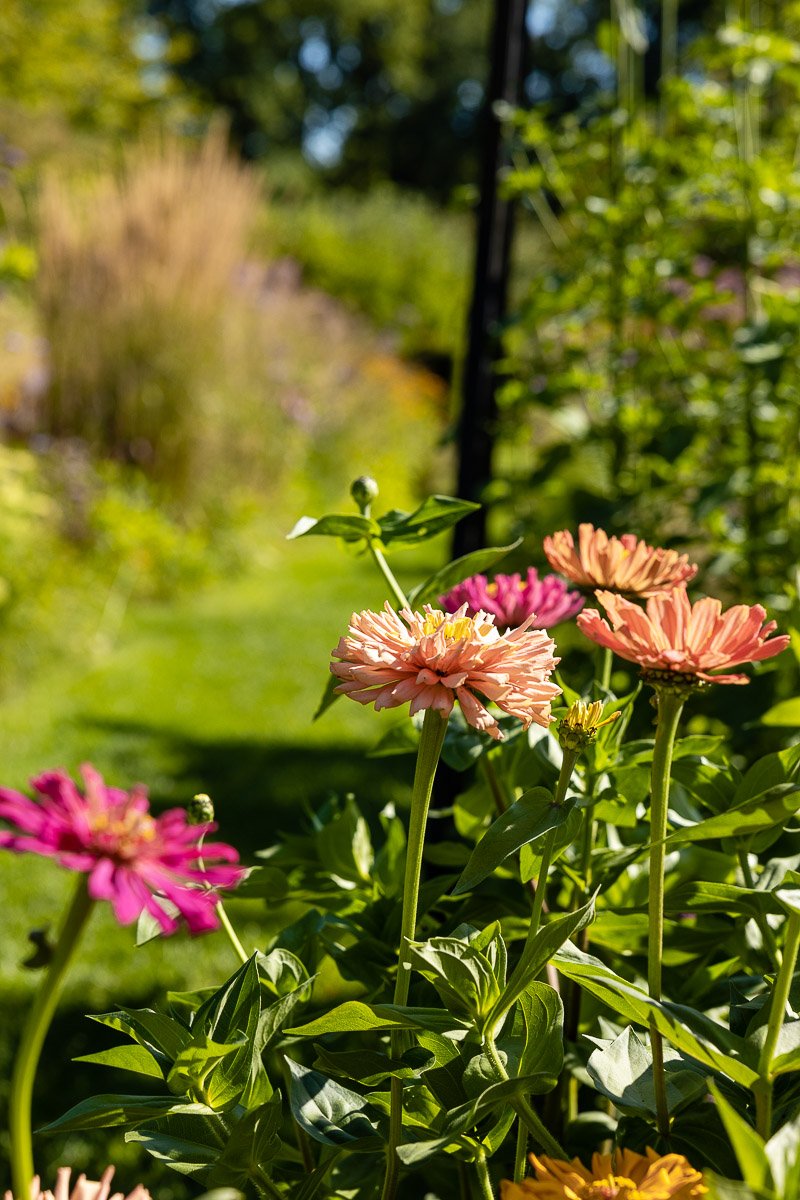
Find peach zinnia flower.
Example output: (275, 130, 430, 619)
(331, 602, 560, 739)
(5, 1167, 151, 1200)
(500, 1148, 707, 1199)
(543, 525, 697, 598)
(577, 587, 789, 685)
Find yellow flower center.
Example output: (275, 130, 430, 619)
(422, 614, 475, 641)
(486, 582, 499, 596)
(92, 808, 157, 855)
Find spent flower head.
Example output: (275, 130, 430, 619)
(440, 567, 584, 630)
(544, 525, 698, 598)
(0, 765, 244, 934)
(331, 601, 560, 740)
(577, 587, 789, 689)
(500, 1147, 707, 1199)
(558, 700, 621, 752)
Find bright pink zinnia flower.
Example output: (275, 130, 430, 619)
(544, 525, 698, 598)
(331, 602, 560, 739)
(577, 587, 789, 685)
(440, 568, 584, 630)
(5, 1167, 151, 1200)
(0, 766, 244, 934)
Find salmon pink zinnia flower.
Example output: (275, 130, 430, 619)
(0, 766, 244, 934)
(331, 602, 560, 739)
(578, 587, 789, 685)
(544, 525, 698, 598)
(5, 1167, 151, 1200)
(500, 1147, 707, 1198)
(440, 568, 584, 630)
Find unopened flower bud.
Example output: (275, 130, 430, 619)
(558, 700, 620, 752)
(350, 475, 379, 513)
(188, 793, 215, 824)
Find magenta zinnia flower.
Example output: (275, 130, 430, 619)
(331, 602, 560, 739)
(440, 568, 584, 630)
(544, 525, 698, 598)
(0, 765, 244, 934)
(577, 587, 789, 685)
(5, 1167, 151, 1200)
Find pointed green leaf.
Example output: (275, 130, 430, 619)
(407, 539, 522, 608)
(454, 787, 573, 894)
(74, 1043, 164, 1080)
(39, 1094, 214, 1133)
(286, 513, 379, 542)
(285, 1060, 383, 1147)
(709, 1082, 772, 1193)
(377, 495, 480, 547)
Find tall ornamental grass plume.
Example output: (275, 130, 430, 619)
(36, 128, 261, 490)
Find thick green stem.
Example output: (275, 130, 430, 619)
(513, 1119, 528, 1182)
(755, 910, 800, 1138)
(647, 689, 685, 1139)
(216, 902, 250, 966)
(369, 541, 409, 610)
(474, 1149, 495, 1200)
(380, 708, 448, 1200)
(10, 876, 95, 1199)
(599, 646, 613, 692)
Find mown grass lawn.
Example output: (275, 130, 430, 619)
(0, 523, 439, 1186)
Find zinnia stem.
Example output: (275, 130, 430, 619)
(216, 901, 249, 966)
(368, 540, 409, 610)
(380, 707, 448, 1200)
(9, 875, 95, 1199)
(647, 687, 685, 1140)
(599, 646, 613, 691)
(474, 1148, 495, 1200)
(755, 910, 800, 1138)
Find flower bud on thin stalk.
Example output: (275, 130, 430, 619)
(578, 585, 788, 1141)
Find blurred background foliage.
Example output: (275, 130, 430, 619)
(0, 0, 799, 1189)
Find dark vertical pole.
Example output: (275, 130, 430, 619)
(452, 0, 528, 558)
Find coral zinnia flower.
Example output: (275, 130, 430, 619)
(0, 765, 244, 934)
(500, 1148, 707, 1199)
(331, 602, 560, 740)
(577, 587, 789, 686)
(544, 525, 698, 598)
(440, 568, 584, 630)
(5, 1166, 151, 1200)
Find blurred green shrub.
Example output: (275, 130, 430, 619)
(497, 7, 800, 612)
(262, 184, 470, 363)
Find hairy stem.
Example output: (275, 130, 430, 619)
(380, 708, 448, 1200)
(10, 876, 95, 1199)
(647, 688, 685, 1139)
(755, 910, 800, 1138)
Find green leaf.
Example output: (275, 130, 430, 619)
(368, 720, 419, 757)
(167, 1035, 246, 1109)
(667, 787, 800, 845)
(377, 495, 480, 547)
(125, 1127, 220, 1176)
(453, 787, 573, 894)
(316, 796, 374, 884)
(211, 1093, 283, 1182)
(761, 697, 800, 727)
(406, 934, 501, 1021)
(287, 1000, 470, 1037)
(286, 513, 379, 542)
(74, 1043, 164, 1080)
(518, 982, 564, 1083)
(312, 1044, 433, 1086)
(313, 672, 342, 722)
(663, 882, 785, 919)
(766, 1111, 800, 1199)
(586, 1026, 707, 1119)
(487, 896, 596, 1031)
(39, 1094, 214, 1133)
(554, 943, 758, 1087)
(709, 1082, 772, 1193)
(90, 1008, 191, 1066)
(285, 1060, 383, 1147)
(407, 539, 522, 608)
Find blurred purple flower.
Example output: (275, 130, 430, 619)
(440, 568, 584, 630)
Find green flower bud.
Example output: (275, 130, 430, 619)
(350, 475, 379, 513)
(188, 793, 215, 825)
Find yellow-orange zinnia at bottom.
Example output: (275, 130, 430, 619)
(500, 1149, 707, 1200)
